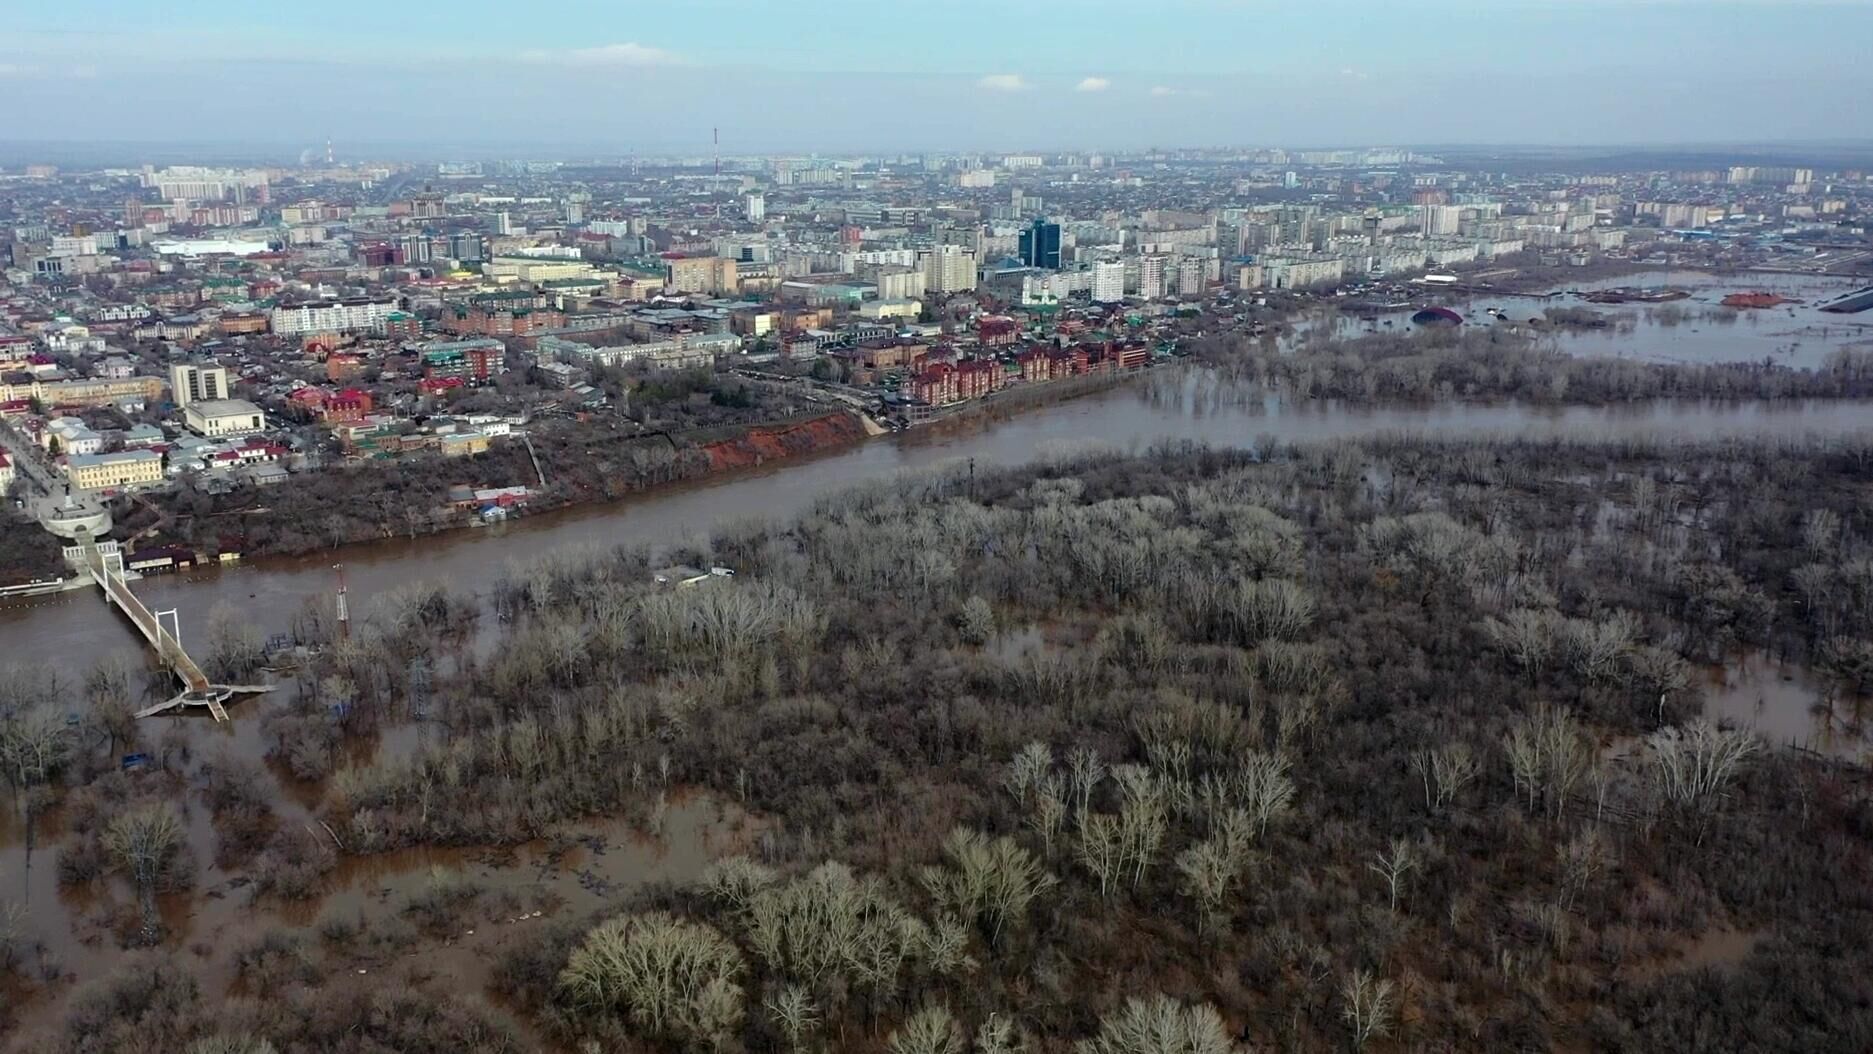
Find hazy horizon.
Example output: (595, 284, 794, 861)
(4, 0, 1872, 157)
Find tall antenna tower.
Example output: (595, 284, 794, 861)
(326, 138, 334, 165)
(713, 127, 721, 220)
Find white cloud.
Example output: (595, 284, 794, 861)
(977, 73, 1030, 92)
(1076, 76, 1111, 92)
(1149, 85, 1211, 98)
(519, 42, 680, 67)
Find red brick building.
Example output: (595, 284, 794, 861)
(955, 358, 1002, 399)
(909, 363, 959, 406)
(322, 387, 374, 423)
(325, 352, 364, 381)
(978, 315, 1019, 346)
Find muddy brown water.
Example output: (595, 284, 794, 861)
(1705, 652, 1873, 760)
(6, 317, 1873, 1041)
(1, 791, 753, 1049)
(9, 375, 1873, 688)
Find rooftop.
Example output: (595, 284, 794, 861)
(67, 449, 161, 468)
(185, 398, 264, 417)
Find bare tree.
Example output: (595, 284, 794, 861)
(559, 911, 745, 1052)
(1237, 752, 1296, 837)
(1410, 742, 1479, 814)
(1339, 969, 1397, 1050)
(1367, 838, 1419, 913)
(1005, 742, 1054, 808)
(699, 855, 777, 911)
(740, 860, 919, 1013)
(1175, 834, 1248, 931)
(0, 706, 69, 797)
(1077, 995, 1235, 1054)
(1559, 611, 1639, 685)
(890, 1004, 964, 1054)
(1802, 507, 1842, 558)
(1076, 812, 1125, 899)
(974, 1013, 1023, 1054)
(765, 985, 819, 1054)
(1646, 721, 1759, 843)
(1556, 827, 1616, 910)
(1113, 766, 1168, 890)
(1068, 746, 1106, 818)
(1505, 705, 1592, 821)
(959, 595, 996, 646)
(104, 804, 187, 945)
(921, 828, 1057, 946)
(1484, 609, 1557, 677)
(1027, 774, 1068, 857)
(184, 1038, 279, 1054)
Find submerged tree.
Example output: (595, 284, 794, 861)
(765, 985, 820, 1054)
(1645, 721, 1760, 842)
(184, 1038, 280, 1054)
(1077, 995, 1235, 1054)
(958, 595, 996, 646)
(559, 911, 745, 1052)
(103, 804, 187, 945)
(921, 827, 1057, 946)
(1505, 705, 1592, 822)
(889, 1003, 965, 1054)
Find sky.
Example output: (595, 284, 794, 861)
(2, 0, 1871, 155)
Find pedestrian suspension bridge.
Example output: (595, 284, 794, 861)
(77, 534, 267, 722)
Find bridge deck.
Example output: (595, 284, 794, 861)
(82, 539, 226, 721)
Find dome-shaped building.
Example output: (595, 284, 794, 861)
(1411, 307, 1464, 327)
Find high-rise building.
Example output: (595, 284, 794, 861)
(143, 166, 269, 203)
(744, 193, 766, 222)
(168, 362, 229, 408)
(1419, 205, 1463, 236)
(1138, 255, 1168, 299)
(1091, 261, 1126, 303)
(921, 245, 978, 293)
(494, 211, 513, 236)
(449, 231, 487, 262)
(270, 297, 397, 337)
(665, 256, 741, 295)
(1018, 219, 1062, 270)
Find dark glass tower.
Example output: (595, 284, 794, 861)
(1018, 218, 1062, 270)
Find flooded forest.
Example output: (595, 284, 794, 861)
(8, 320, 1873, 1052)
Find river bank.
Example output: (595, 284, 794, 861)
(9, 367, 1153, 591)
(13, 374, 1873, 690)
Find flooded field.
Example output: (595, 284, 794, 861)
(0, 732, 755, 1050)
(4, 267, 1872, 1046)
(1705, 653, 1872, 760)
(1291, 270, 1873, 369)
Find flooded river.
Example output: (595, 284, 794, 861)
(1297, 270, 1873, 369)
(7, 320, 1873, 1043)
(8, 372, 1873, 679)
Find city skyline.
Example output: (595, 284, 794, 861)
(3, 0, 1872, 151)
